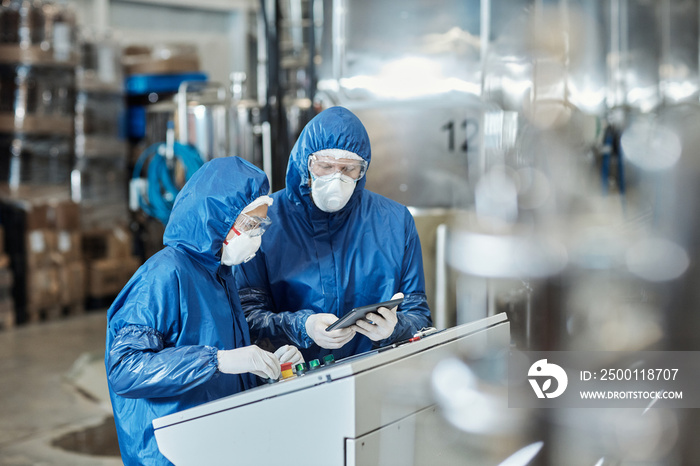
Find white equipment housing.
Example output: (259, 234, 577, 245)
(154, 313, 510, 465)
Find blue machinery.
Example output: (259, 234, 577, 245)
(130, 124, 204, 225)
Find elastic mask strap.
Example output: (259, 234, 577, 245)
(225, 226, 242, 244)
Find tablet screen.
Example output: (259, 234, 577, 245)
(325, 298, 404, 331)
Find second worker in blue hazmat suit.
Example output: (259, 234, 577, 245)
(236, 106, 433, 363)
(105, 156, 303, 466)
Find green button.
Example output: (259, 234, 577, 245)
(323, 354, 335, 365)
(295, 362, 307, 374)
(309, 359, 321, 370)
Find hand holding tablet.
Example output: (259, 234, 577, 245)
(325, 295, 404, 332)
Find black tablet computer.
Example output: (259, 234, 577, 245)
(325, 298, 404, 332)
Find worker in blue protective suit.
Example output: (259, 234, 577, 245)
(105, 156, 303, 466)
(236, 106, 433, 363)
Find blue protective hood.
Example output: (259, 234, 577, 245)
(163, 156, 270, 266)
(106, 156, 270, 466)
(285, 106, 371, 206)
(237, 106, 433, 363)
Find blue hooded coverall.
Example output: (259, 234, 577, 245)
(105, 156, 268, 465)
(236, 106, 433, 362)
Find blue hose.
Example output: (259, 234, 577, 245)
(132, 141, 204, 224)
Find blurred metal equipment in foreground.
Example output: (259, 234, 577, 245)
(251, 0, 700, 464)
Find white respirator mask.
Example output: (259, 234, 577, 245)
(310, 172, 357, 213)
(220, 195, 273, 266)
(221, 233, 262, 266)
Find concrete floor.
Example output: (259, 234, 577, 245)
(0, 311, 123, 466)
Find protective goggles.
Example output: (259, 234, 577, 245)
(231, 213, 271, 238)
(308, 154, 367, 181)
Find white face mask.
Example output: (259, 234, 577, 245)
(221, 234, 262, 266)
(311, 173, 357, 212)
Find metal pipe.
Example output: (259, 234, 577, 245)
(332, 0, 344, 82)
(177, 83, 189, 146)
(262, 120, 272, 183)
(479, 0, 490, 85)
(435, 223, 448, 330)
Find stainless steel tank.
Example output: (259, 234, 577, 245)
(314, 0, 484, 208)
(176, 80, 230, 162)
(229, 72, 268, 171)
(144, 74, 270, 174)
(145, 80, 229, 162)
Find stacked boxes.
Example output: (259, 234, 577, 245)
(0, 183, 145, 326)
(0, 186, 143, 325)
(0, 225, 15, 329)
(0, 195, 50, 323)
(0, 190, 87, 323)
(51, 201, 86, 315)
(82, 226, 141, 300)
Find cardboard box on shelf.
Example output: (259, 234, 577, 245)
(59, 261, 86, 307)
(26, 264, 61, 313)
(0, 253, 9, 270)
(50, 201, 81, 231)
(12, 202, 50, 231)
(82, 227, 133, 260)
(82, 230, 109, 261)
(48, 230, 83, 263)
(122, 43, 200, 76)
(25, 230, 54, 268)
(0, 190, 86, 324)
(28, 203, 50, 230)
(0, 267, 13, 301)
(125, 56, 201, 75)
(0, 188, 66, 232)
(87, 256, 140, 298)
(108, 227, 133, 259)
(0, 297, 15, 330)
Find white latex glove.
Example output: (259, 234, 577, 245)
(274, 345, 304, 365)
(217, 345, 281, 380)
(353, 292, 403, 341)
(305, 313, 356, 349)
